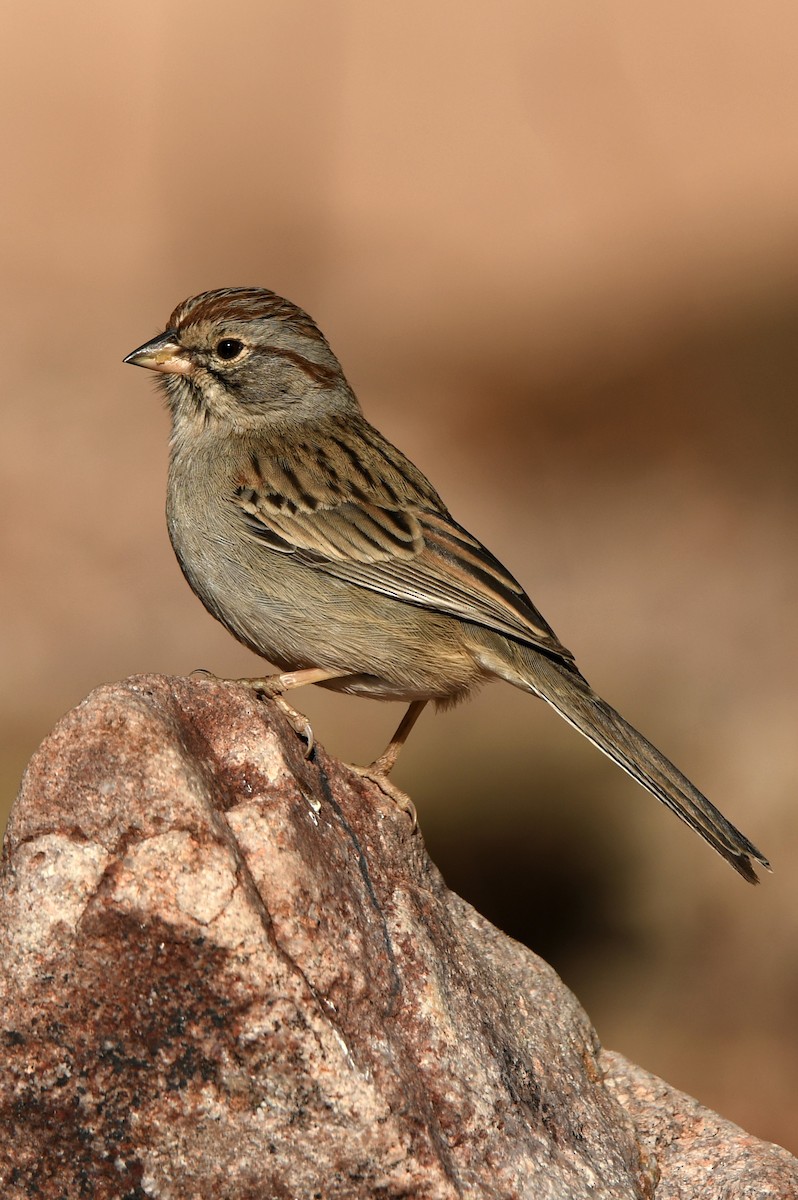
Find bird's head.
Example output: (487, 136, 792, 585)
(124, 287, 358, 437)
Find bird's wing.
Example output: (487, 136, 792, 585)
(232, 434, 574, 662)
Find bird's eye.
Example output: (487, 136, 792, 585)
(216, 338, 245, 361)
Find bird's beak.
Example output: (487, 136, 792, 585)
(123, 330, 193, 375)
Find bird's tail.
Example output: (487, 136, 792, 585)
(526, 654, 769, 884)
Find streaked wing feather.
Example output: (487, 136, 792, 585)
(233, 432, 573, 660)
(307, 512, 569, 654)
(238, 495, 422, 562)
(236, 497, 572, 658)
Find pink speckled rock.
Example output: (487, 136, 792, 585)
(1, 676, 794, 1198)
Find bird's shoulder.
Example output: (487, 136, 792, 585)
(241, 415, 447, 512)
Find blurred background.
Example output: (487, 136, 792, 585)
(2, 0, 796, 1152)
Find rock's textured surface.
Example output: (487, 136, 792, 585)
(1, 676, 794, 1198)
(602, 1053, 798, 1200)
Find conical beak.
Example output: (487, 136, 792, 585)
(123, 330, 193, 375)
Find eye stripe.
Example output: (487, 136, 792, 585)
(259, 346, 339, 387)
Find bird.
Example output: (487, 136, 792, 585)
(124, 286, 769, 883)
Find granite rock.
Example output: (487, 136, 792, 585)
(1, 676, 794, 1198)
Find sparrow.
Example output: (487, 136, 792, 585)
(124, 287, 769, 882)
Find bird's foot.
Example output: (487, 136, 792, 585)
(244, 682, 314, 758)
(351, 764, 417, 829)
(232, 672, 291, 700)
(193, 669, 315, 758)
(272, 697, 315, 757)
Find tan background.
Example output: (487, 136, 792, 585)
(2, 0, 797, 1152)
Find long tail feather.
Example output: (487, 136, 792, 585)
(529, 656, 770, 884)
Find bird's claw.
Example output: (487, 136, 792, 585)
(273, 696, 314, 758)
(199, 674, 315, 757)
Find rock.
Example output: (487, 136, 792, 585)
(1, 675, 794, 1199)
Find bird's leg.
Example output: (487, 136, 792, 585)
(352, 700, 428, 827)
(236, 665, 344, 698)
(369, 700, 428, 775)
